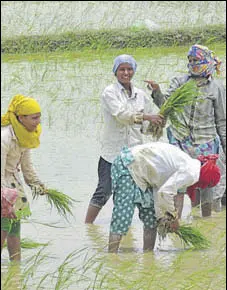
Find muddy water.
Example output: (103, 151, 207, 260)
(1, 47, 226, 289)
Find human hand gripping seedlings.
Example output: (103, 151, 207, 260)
(30, 185, 77, 221)
(29, 183, 47, 196)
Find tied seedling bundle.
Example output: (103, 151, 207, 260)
(151, 80, 202, 140)
(32, 188, 76, 221)
(157, 212, 210, 249)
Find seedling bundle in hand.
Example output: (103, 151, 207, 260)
(32, 188, 77, 221)
(151, 80, 202, 140)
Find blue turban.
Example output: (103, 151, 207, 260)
(112, 54, 137, 74)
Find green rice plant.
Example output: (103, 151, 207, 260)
(32, 188, 77, 221)
(3, 238, 49, 249)
(36, 247, 100, 290)
(1, 262, 22, 290)
(157, 212, 210, 249)
(151, 80, 202, 140)
(176, 225, 211, 249)
(20, 238, 49, 249)
(22, 248, 50, 288)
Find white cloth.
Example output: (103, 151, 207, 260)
(127, 142, 201, 218)
(101, 81, 153, 163)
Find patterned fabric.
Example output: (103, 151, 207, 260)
(2, 174, 31, 218)
(119, 146, 135, 167)
(112, 54, 137, 73)
(1, 187, 18, 204)
(167, 128, 219, 158)
(167, 128, 220, 202)
(1, 188, 18, 218)
(110, 149, 156, 235)
(187, 44, 222, 78)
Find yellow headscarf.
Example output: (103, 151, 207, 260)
(1, 94, 42, 148)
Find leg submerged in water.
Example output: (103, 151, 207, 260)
(174, 193, 184, 219)
(85, 205, 101, 224)
(7, 236, 21, 261)
(191, 189, 200, 208)
(143, 227, 157, 251)
(200, 188, 212, 217)
(85, 157, 112, 224)
(108, 233, 122, 253)
(201, 202, 212, 217)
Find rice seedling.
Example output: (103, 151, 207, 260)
(150, 79, 202, 140)
(157, 212, 210, 249)
(20, 238, 49, 249)
(176, 225, 211, 249)
(32, 188, 78, 221)
(22, 248, 50, 289)
(3, 238, 49, 249)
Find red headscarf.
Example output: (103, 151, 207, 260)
(187, 154, 221, 201)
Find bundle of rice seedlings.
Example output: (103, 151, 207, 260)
(157, 212, 210, 249)
(151, 80, 202, 140)
(32, 188, 77, 220)
(176, 225, 211, 249)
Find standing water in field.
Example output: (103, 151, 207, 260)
(1, 1, 226, 289)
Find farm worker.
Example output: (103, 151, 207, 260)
(85, 54, 165, 223)
(108, 142, 220, 253)
(145, 44, 226, 217)
(1, 94, 47, 261)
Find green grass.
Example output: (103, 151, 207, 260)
(1, 42, 226, 64)
(1, 24, 225, 54)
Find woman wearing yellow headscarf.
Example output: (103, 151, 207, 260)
(1, 94, 46, 261)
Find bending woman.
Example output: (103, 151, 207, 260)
(108, 142, 220, 253)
